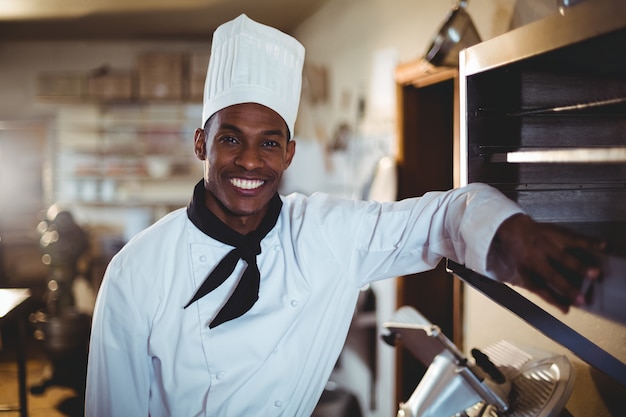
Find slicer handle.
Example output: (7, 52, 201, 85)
(471, 348, 506, 384)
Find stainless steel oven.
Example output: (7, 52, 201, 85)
(454, 0, 626, 388)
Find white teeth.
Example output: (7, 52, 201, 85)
(231, 178, 264, 190)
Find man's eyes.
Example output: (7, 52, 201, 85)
(262, 140, 280, 147)
(218, 135, 238, 144)
(216, 136, 281, 148)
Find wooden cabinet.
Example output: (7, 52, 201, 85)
(393, 59, 462, 405)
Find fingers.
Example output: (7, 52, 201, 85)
(540, 228, 606, 301)
(520, 269, 571, 313)
(541, 221, 607, 257)
(497, 216, 607, 312)
(520, 256, 580, 310)
(530, 246, 599, 309)
(534, 286, 571, 314)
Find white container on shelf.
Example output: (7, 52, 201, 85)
(145, 156, 172, 178)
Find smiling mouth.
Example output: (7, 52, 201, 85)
(230, 178, 265, 190)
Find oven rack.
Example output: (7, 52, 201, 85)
(474, 96, 626, 119)
(475, 146, 626, 164)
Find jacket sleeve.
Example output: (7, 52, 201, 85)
(85, 255, 151, 417)
(348, 182, 523, 285)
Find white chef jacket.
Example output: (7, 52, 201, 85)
(85, 183, 522, 417)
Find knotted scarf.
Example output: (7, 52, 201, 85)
(184, 180, 283, 328)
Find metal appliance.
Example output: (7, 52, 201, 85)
(455, 0, 626, 403)
(30, 207, 91, 415)
(458, 0, 626, 329)
(459, 0, 626, 261)
(424, 1, 481, 67)
(382, 306, 575, 417)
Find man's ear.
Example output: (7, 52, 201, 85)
(194, 128, 206, 160)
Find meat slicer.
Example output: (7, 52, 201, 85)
(382, 306, 575, 417)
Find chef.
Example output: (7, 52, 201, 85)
(85, 13, 605, 417)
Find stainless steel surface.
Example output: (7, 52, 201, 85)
(397, 353, 505, 417)
(557, 0, 589, 12)
(491, 147, 626, 164)
(424, 0, 482, 67)
(384, 306, 512, 417)
(461, 0, 626, 76)
(384, 307, 576, 417)
(505, 96, 626, 116)
(383, 305, 465, 366)
(458, 1, 626, 412)
(480, 340, 575, 417)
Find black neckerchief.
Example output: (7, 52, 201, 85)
(184, 180, 283, 328)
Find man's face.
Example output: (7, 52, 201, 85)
(194, 103, 295, 232)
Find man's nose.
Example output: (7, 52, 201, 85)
(235, 145, 263, 170)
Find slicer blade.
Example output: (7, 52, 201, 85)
(465, 340, 575, 417)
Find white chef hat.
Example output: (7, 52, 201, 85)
(202, 14, 305, 138)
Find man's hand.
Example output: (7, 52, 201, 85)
(494, 214, 607, 313)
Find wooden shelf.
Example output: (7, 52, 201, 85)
(395, 58, 457, 88)
(36, 95, 202, 105)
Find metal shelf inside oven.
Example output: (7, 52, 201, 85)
(485, 146, 626, 164)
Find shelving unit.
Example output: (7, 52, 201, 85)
(53, 102, 203, 239)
